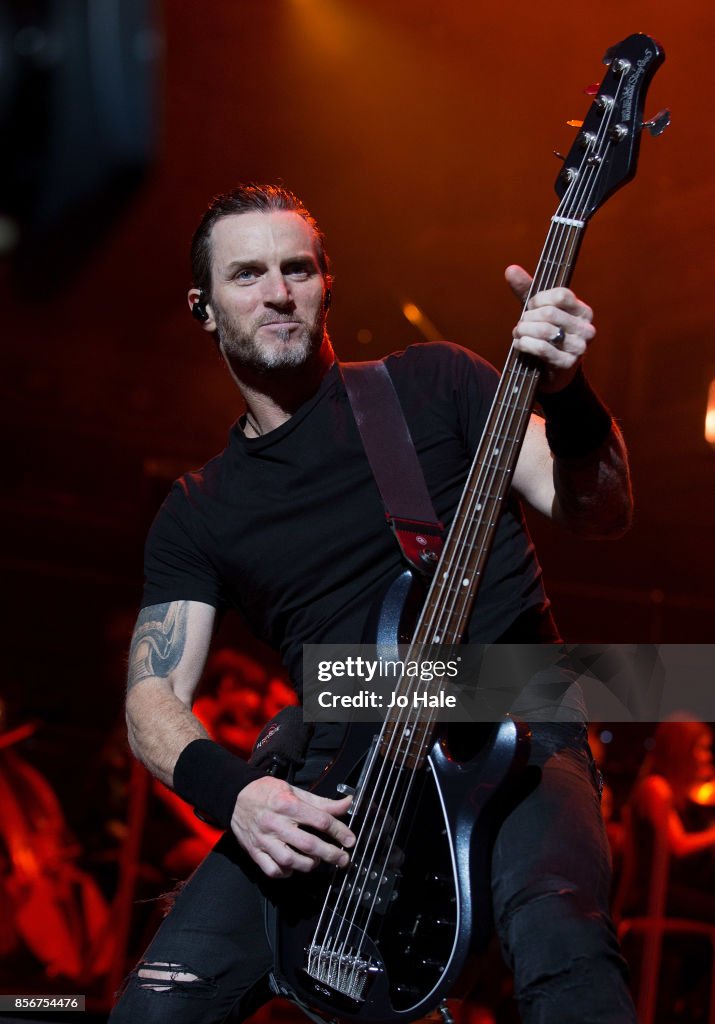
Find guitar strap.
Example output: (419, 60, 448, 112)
(341, 360, 444, 575)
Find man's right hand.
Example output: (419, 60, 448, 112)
(231, 776, 355, 878)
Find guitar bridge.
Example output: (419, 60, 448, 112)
(304, 943, 382, 1003)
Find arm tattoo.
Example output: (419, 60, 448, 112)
(127, 602, 189, 691)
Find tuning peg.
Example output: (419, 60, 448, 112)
(553, 150, 567, 161)
(584, 82, 600, 96)
(602, 46, 630, 73)
(566, 119, 584, 128)
(642, 108, 671, 137)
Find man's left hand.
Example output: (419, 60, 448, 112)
(506, 264, 596, 394)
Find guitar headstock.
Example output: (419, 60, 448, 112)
(555, 34, 667, 220)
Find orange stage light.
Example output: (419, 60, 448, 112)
(706, 379, 715, 446)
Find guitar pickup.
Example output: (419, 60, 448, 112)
(344, 866, 399, 914)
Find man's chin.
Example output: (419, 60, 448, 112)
(223, 335, 315, 376)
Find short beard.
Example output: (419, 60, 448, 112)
(214, 304, 325, 376)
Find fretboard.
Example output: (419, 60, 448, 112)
(412, 218, 583, 651)
(379, 217, 585, 767)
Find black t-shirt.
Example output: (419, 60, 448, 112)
(142, 342, 557, 694)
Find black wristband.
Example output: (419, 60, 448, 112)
(172, 738, 265, 830)
(538, 368, 613, 459)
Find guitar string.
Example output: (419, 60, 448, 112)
(339, 87, 623, 934)
(307, 362, 550, 973)
(310, 223, 575, 986)
(306, 731, 397, 975)
(317, 119, 606, 974)
(313, 710, 418, 986)
(326, 326, 552, 986)
(349, 71, 630, 951)
(310, 157, 597, 987)
(314, 261, 571, 989)
(420, 70, 624, 653)
(345, 105, 631, 991)
(334, 118, 622, 974)
(335, 730, 418, 991)
(386, 64, 625, 712)
(381, 84, 627, 821)
(309, 74, 625, 984)
(389, 58, 631, 770)
(307, 687, 424, 978)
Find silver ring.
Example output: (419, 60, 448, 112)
(551, 327, 566, 347)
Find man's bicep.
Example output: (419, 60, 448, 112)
(512, 414, 557, 520)
(127, 600, 216, 704)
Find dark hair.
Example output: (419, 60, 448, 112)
(190, 183, 332, 298)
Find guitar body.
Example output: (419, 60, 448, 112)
(271, 571, 528, 1023)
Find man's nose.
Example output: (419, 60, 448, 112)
(263, 271, 293, 307)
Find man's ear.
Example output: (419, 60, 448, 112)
(187, 287, 216, 330)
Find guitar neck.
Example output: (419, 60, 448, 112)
(412, 217, 585, 650)
(378, 29, 665, 768)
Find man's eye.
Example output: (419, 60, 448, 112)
(286, 264, 312, 278)
(235, 268, 259, 281)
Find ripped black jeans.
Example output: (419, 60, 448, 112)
(109, 723, 636, 1024)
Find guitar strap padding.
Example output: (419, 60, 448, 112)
(341, 360, 444, 574)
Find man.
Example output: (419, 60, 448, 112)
(112, 184, 636, 1022)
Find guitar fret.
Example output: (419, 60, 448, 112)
(461, 490, 506, 507)
(467, 452, 512, 468)
(381, 722, 434, 769)
(419, 609, 464, 628)
(435, 575, 465, 588)
(483, 432, 522, 443)
(432, 580, 469, 598)
(426, 585, 475, 598)
(424, 610, 460, 628)
(497, 401, 532, 412)
(498, 367, 533, 380)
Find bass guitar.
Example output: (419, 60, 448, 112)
(272, 32, 668, 1024)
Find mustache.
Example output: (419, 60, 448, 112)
(257, 315, 302, 326)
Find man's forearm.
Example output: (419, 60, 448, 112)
(126, 679, 210, 787)
(125, 599, 216, 786)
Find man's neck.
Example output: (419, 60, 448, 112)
(229, 335, 335, 437)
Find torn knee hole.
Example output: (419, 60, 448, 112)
(137, 961, 206, 992)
